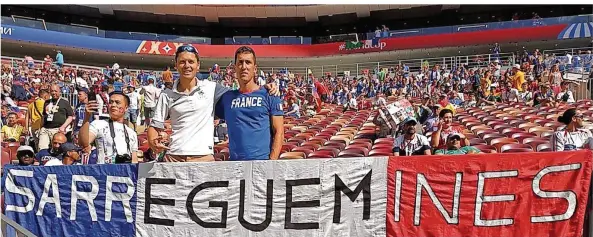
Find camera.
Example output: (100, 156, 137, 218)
(115, 154, 132, 163)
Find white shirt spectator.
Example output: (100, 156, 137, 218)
(89, 120, 138, 164)
(127, 90, 139, 110)
(557, 90, 575, 103)
(375, 29, 382, 38)
(552, 129, 593, 151)
(349, 97, 358, 108)
(393, 133, 431, 156)
(141, 84, 162, 108)
(75, 77, 89, 89)
(566, 53, 573, 64)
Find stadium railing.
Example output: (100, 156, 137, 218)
(365, 14, 593, 40)
(1, 213, 37, 237)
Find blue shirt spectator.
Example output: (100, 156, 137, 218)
(215, 87, 283, 161)
(55, 51, 64, 66)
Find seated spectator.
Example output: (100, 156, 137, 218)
(553, 108, 593, 151)
(533, 83, 556, 107)
(16, 145, 35, 166)
(431, 108, 468, 149)
(518, 82, 533, 104)
(285, 97, 301, 118)
(435, 133, 482, 155)
(393, 118, 431, 156)
(1, 112, 24, 142)
(36, 132, 67, 165)
(556, 81, 575, 103)
(45, 143, 82, 166)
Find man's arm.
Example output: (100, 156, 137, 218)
(79, 111, 97, 151)
(148, 93, 170, 153)
(269, 95, 284, 160)
(270, 116, 284, 160)
(60, 100, 75, 132)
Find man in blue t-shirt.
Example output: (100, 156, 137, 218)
(215, 46, 284, 161)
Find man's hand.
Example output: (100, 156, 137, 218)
(148, 132, 170, 154)
(85, 100, 100, 115)
(58, 126, 66, 134)
(264, 83, 280, 96)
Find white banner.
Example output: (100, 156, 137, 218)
(135, 158, 388, 237)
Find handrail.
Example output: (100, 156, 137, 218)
(1, 213, 37, 237)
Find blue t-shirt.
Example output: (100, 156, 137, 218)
(215, 87, 283, 161)
(35, 149, 61, 164)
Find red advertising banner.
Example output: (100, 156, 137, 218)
(386, 150, 593, 237)
(136, 25, 566, 58)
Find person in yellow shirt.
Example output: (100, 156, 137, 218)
(480, 71, 492, 97)
(26, 89, 50, 136)
(2, 112, 24, 142)
(511, 64, 526, 92)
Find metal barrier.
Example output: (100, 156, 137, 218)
(1, 213, 37, 237)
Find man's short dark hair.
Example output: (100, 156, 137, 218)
(39, 89, 49, 96)
(109, 91, 130, 106)
(7, 112, 17, 118)
(234, 46, 256, 64)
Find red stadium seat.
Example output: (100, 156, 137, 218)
(337, 150, 366, 158)
(368, 149, 393, 157)
(500, 144, 533, 153)
(307, 151, 335, 159)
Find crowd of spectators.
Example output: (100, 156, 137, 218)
(1, 46, 593, 167)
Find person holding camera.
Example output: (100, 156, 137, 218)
(79, 91, 138, 164)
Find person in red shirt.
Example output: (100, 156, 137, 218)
(313, 78, 329, 103)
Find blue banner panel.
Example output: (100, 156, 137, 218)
(1, 25, 142, 53)
(2, 164, 138, 237)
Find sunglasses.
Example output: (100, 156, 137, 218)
(574, 115, 584, 119)
(176, 45, 199, 55)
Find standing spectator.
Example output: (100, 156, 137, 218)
(140, 78, 161, 126)
(79, 91, 139, 164)
(392, 118, 431, 156)
(492, 43, 501, 60)
(38, 84, 74, 150)
(72, 88, 95, 144)
(215, 46, 284, 160)
(26, 89, 50, 147)
(548, 64, 563, 94)
(553, 108, 593, 151)
(24, 55, 34, 69)
(510, 64, 526, 93)
(55, 50, 64, 69)
(162, 66, 173, 84)
(374, 27, 382, 39)
(1, 112, 24, 142)
(381, 25, 390, 38)
(125, 85, 140, 131)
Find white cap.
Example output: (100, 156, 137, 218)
(17, 145, 34, 153)
(513, 64, 521, 69)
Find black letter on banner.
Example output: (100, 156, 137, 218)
(239, 179, 273, 231)
(186, 181, 229, 228)
(285, 178, 321, 229)
(333, 170, 372, 223)
(144, 178, 176, 226)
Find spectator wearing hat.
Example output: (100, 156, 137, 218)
(55, 51, 64, 69)
(434, 133, 482, 155)
(393, 117, 431, 156)
(45, 142, 82, 166)
(553, 108, 593, 151)
(16, 145, 35, 166)
(431, 108, 467, 149)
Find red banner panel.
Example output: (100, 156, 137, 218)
(136, 25, 566, 58)
(386, 150, 593, 237)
